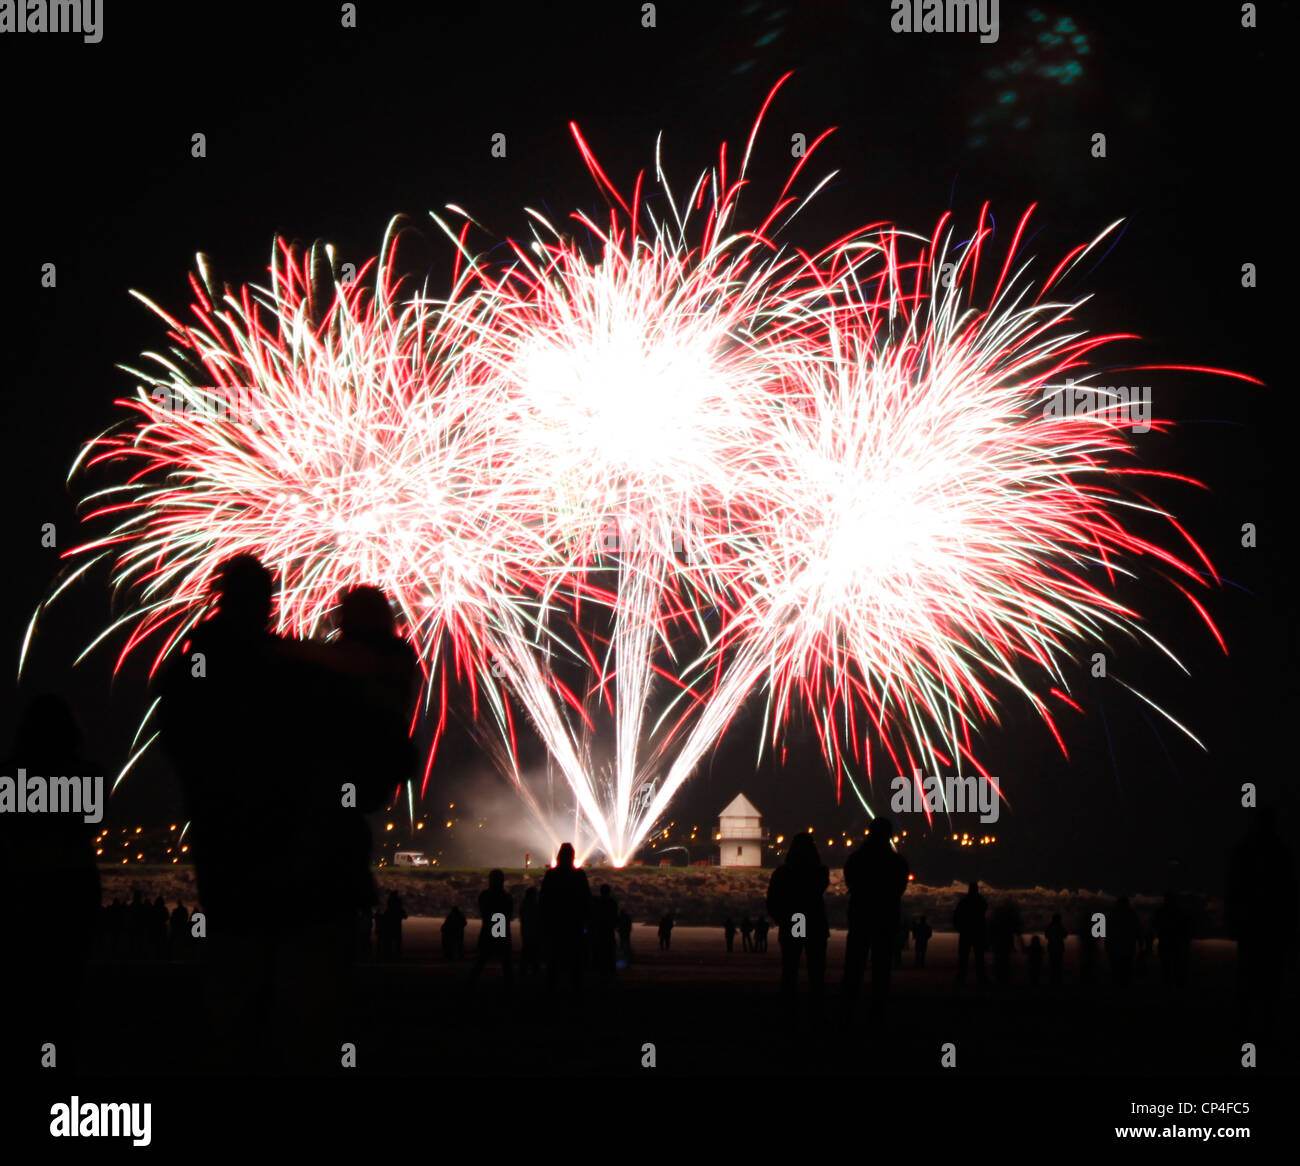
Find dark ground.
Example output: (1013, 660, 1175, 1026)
(71, 921, 1285, 1077)
(5, 916, 1290, 1151)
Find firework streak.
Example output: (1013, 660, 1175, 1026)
(25, 77, 1259, 864)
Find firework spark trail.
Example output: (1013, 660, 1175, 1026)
(25, 225, 588, 827)
(426, 80, 847, 862)
(26, 79, 1259, 868)
(643, 208, 1253, 839)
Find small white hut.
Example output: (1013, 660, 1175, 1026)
(717, 793, 765, 867)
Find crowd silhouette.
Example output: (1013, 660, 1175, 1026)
(4, 553, 1298, 1074)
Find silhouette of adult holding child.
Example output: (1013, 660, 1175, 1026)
(156, 554, 414, 1070)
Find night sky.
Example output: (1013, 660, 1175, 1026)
(1, 2, 1287, 892)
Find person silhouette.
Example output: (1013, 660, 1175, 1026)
(1045, 912, 1067, 985)
(1025, 936, 1044, 986)
(156, 555, 403, 1069)
(913, 915, 933, 967)
(1106, 896, 1139, 986)
(1226, 808, 1298, 1033)
(740, 915, 753, 953)
(1077, 911, 1098, 986)
(380, 891, 408, 960)
(1152, 891, 1191, 988)
(723, 917, 737, 952)
(766, 833, 830, 1023)
(151, 894, 170, 960)
(540, 843, 592, 994)
(989, 899, 1022, 987)
(519, 887, 542, 976)
(755, 915, 770, 952)
(467, 870, 514, 991)
(329, 585, 421, 724)
(128, 889, 148, 960)
(0, 694, 101, 1073)
(106, 897, 125, 958)
(953, 882, 988, 985)
(314, 585, 421, 959)
(893, 913, 910, 968)
(658, 911, 675, 951)
(169, 901, 190, 961)
(842, 817, 910, 1018)
(441, 905, 467, 961)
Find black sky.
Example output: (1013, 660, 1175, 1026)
(0, 1, 1289, 891)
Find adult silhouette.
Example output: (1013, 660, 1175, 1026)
(467, 870, 514, 991)
(1077, 911, 1098, 985)
(0, 694, 100, 1073)
(988, 899, 1022, 987)
(540, 843, 592, 994)
(740, 915, 753, 953)
(292, 584, 420, 937)
(379, 890, 407, 960)
(169, 901, 190, 961)
(913, 915, 933, 967)
(1045, 912, 1067, 985)
(723, 917, 737, 952)
(519, 887, 542, 976)
(1106, 896, 1139, 986)
(151, 895, 170, 960)
(657, 910, 675, 951)
(1025, 935, 1044, 986)
(842, 817, 910, 1018)
(615, 907, 633, 964)
(953, 882, 988, 985)
(766, 833, 830, 1022)
(1226, 808, 1298, 1030)
(1152, 891, 1192, 988)
(441, 905, 468, 961)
